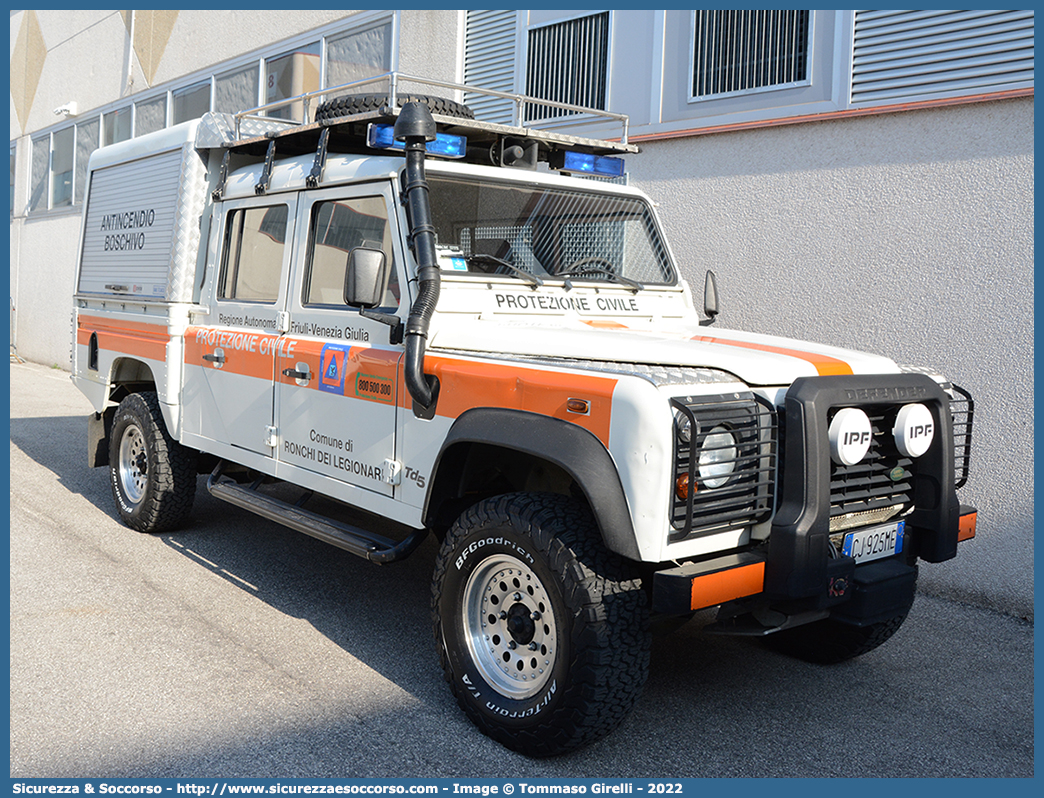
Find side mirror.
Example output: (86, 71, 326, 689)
(700, 269, 719, 326)
(344, 247, 390, 308)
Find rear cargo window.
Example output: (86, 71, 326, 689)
(219, 205, 288, 302)
(304, 196, 399, 308)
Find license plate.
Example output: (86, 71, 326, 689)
(842, 520, 905, 564)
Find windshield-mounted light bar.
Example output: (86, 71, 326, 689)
(551, 150, 626, 178)
(366, 123, 467, 159)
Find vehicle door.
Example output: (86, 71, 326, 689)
(186, 194, 297, 456)
(276, 183, 403, 498)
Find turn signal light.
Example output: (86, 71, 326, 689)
(676, 473, 695, 500)
(566, 398, 590, 414)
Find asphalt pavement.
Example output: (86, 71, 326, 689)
(9, 360, 1034, 778)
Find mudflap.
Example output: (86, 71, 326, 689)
(87, 407, 116, 467)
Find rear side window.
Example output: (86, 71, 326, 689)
(305, 196, 399, 308)
(219, 205, 288, 302)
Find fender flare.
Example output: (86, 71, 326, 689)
(424, 408, 640, 560)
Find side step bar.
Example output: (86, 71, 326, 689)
(206, 463, 427, 564)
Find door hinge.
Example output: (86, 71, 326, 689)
(383, 459, 402, 486)
(264, 426, 279, 448)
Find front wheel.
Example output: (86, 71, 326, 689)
(109, 392, 197, 533)
(432, 493, 650, 757)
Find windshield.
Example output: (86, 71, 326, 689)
(426, 176, 676, 286)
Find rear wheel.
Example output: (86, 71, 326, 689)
(764, 611, 909, 664)
(109, 392, 196, 533)
(431, 493, 649, 757)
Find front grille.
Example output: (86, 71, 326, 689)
(670, 393, 776, 540)
(829, 407, 912, 520)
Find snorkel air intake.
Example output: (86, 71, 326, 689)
(395, 102, 440, 415)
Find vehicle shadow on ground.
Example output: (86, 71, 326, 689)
(10, 413, 114, 506)
(9, 415, 1034, 778)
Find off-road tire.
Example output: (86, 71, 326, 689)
(109, 392, 196, 533)
(431, 493, 650, 757)
(315, 93, 474, 123)
(764, 611, 909, 664)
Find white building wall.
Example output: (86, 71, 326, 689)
(629, 97, 1034, 618)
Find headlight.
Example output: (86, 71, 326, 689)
(698, 425, 737, 489)
(675, 412, 692, 444)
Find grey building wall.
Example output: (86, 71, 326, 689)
(630, 97, 1034, 618)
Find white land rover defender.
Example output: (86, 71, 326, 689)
(71, 74, 977, 757)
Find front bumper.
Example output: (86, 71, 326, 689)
(651, 374, 976, 622)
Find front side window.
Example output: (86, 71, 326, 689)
(305, 196, 399, 308)
(219, 205, 288, 302)
(427, 177, 675, 286)
(691, 10, 811, 100)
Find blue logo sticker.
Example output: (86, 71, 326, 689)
(318, 343, 352, 394)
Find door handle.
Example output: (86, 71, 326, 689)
(203, 348, 225, 368)
(282, 367, 311, 381)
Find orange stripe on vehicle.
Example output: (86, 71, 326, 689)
(185, 328, 404, 406)
(77, 314, 169, 361)
(185, 326, 284, 381)
(691, 335, 853, 376)
(690, 562, 765, 611)
(423, 355, 616, 446)
(958, 511, 977, 542)
(582, 319, 628, 329)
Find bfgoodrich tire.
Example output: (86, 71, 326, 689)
(109, 392, 197, 533)
(764, 611, 909, 664)
(431, 493, 650, 757)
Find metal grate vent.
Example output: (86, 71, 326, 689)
(670, 394, 777, 541)
(526, 12, 609, 121)
(692, 10, 811, 99)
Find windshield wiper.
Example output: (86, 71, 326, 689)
(466, 254, 543, 288)
(557, 263, 644, 294)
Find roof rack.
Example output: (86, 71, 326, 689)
(195, 71, 637, 158)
